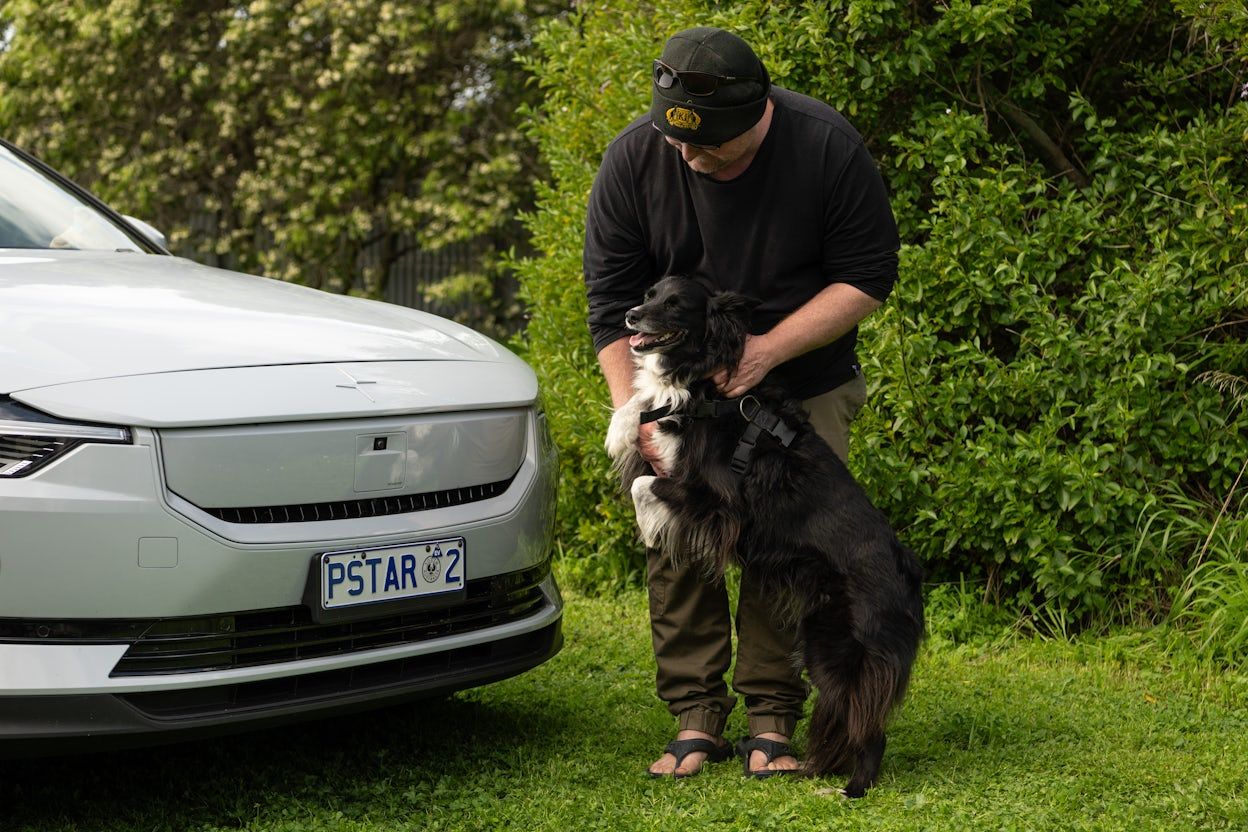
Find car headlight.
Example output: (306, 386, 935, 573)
(0, 397, 131, 478)
(534, 395, 556, 460)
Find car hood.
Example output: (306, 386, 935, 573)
(0, 250, 511, 393)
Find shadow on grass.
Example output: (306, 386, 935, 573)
(0, 690, 578, 830)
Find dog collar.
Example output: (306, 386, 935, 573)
(639, 398, 741, 424)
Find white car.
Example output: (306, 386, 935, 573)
(0, 139, 562, 753)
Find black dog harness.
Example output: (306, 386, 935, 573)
(636, 364, 859, 476)
(639, 395, 797, 476)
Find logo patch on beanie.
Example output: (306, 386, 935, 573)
(665, 106, 701, 131)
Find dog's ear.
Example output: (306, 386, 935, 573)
(707, 291, 760, 326)
(704, 291, 759, 357)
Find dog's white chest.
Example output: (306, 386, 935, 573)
(634, 357, 688, 472)
(634, 354, 691, 413)
(604, 355, 690, 475)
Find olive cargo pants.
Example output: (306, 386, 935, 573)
(646, 374, 868, 738)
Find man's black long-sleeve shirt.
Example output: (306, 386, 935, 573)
(583, 86, 900, 400)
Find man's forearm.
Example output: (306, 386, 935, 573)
(763, 282, 882, 366)
(597, 337, 637, 408)
(717, 282, 883, 398)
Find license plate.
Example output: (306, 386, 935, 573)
(319, 538, 465, 610)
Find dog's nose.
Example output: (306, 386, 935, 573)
(625, 308, 639, 328)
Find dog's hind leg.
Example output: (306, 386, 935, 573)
(801, 598, 903, 797)
(805, 647, 893, 797)
(803, 650, 855, 778)
(800, 604, 857, 779)
(838, 647, 908, 797)
(842, 732, 885, 798)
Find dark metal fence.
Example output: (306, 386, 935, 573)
(180, 213, 506, 330)
(372, 236, 491, 321)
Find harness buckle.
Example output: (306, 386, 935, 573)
(737, 394, 797, 448)
(730, 422, 761, 475)
(738, 395, 763, 424)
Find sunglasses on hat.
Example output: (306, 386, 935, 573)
(653, 59, 758, 97)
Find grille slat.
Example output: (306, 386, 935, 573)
(196, 473, 516, 525)
(116, 597, 547, 672)
(108, 562, 549, 676)
(118, 625, 559, 721)
(119, 596, 543, 660)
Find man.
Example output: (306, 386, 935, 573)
(583, 26, 899, 778)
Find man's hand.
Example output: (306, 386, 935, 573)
(713, 333, 779, 398)
(638, 421, 668, 476)
(712, 284, 884, 398)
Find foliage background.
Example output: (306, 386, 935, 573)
(513, 0, 1248, 630)
(1, 10, 1246, 827)
(0, 0, 565, 332)
(1, 0, 1246, 641)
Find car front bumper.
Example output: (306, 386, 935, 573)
(0, 616, 562, 756)
(0, 406, 562, 750)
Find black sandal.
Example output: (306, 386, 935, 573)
(648, 737, 734, 779)
(736, 736, 801, 780)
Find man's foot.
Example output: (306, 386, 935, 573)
(648, 729, 733, 778)
(740, 732, 801, 777)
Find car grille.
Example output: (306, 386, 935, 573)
(106, 561, 549, 676)
(118, 623, 560, 721)
(196, 473, 517, 524)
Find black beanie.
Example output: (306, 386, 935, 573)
(651, 27, 771, 146)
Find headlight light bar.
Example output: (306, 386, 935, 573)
(0, 398, 130, 477)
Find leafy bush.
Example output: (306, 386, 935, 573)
(511, 13, 670, 590)
(516, 0, 1248, 618)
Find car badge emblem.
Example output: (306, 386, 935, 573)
(335, 368, 378, 402)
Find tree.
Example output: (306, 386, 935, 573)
(0, 0, 564, 326)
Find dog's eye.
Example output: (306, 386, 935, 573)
(664, 297, 679, 309)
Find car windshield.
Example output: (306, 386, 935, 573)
(0, 143, 143, 251)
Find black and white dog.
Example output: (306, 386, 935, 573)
(606, 275, 924, 797)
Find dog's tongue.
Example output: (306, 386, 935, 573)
(629, 333, 648, 348)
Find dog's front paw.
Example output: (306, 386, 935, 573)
(605, 395, 644, 461)
(631, 475, 673, 549)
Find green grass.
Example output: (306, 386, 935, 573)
(3, 577, 1248, 832)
